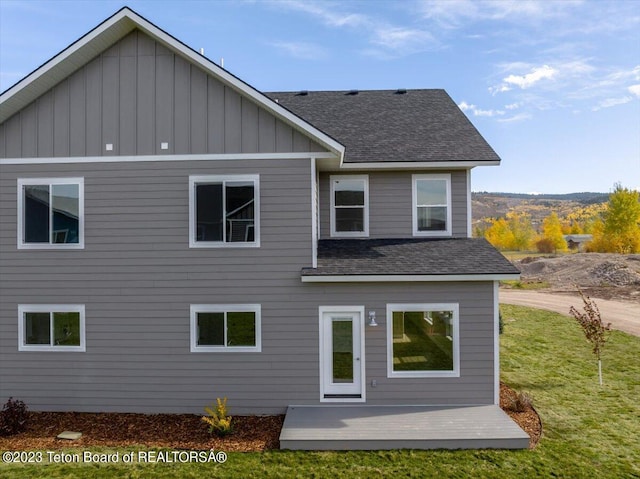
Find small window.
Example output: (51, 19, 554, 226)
(17, 178, 84, 249)
(189, 175, 260, 247)
(190, 304, 261, 352)
(18, 305, 86, 352)
(330, 175, 369, 237)
(386, 303, 459, 378)
(412, 174, 451, 236)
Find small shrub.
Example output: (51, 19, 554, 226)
(505, 390, 533, 413)
(0, 397, 29, 436)
(536, 238, 556, 253)
(202, 397, 233, 436)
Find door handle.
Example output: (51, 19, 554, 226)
(356, 357, 360, 361)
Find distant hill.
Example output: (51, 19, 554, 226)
(472, 192, 609, 229)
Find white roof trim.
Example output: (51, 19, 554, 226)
(301, 274, 520, 283)
(0, 152, 337, 166)
(338, 160, 499, 170)
(0, 8, 345, 160)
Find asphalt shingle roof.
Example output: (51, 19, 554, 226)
(267, 89, 501, 164)
(302, 238, 520, 276)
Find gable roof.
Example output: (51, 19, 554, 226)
(0, 7, 344, 159)
(268, 90, 502, 167)
(301, 238, 519, 281)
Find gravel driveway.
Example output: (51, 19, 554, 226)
(499, 289, 640, 337)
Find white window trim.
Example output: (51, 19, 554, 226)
(18, 304, 86, 352)
(386, 303, 459, 378)
(190, 304, 261, 352)
(17, 177, 85, 249)
(189, 174, 260, 248)
(330, 174, 369, 238)
(411, 173, 452, 237)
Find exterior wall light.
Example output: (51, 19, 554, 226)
(368, 311, 378, 327)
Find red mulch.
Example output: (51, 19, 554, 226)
(1, 385, 541, 451)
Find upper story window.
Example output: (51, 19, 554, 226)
(190, 304, 261, 352)
(17, 178, 84, 249)
(18, 304, 86, 352)
(330, 175, 369, 237)
(412, 174, 452, 236)
(189, 175, 260, 248)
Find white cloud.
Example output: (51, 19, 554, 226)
(269, 41, 328, 60)
(592, 97, 633, 111)
(497, 112, 533, 123)
(504, 65, 557, 89)
(628, 84, 640, 98)
(269, 0, 437, 58)
(504, 102, 521, 110)
(457, 101, 505, 117)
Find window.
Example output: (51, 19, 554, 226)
(330, 175, 369, 237)
(190, 304, 261, 352)
(189, 175, 260, 247)
(17, 178, 84, 249)
(386, 303, 459, 377)
(18, 305, 86, 352)
(412, 174, 451, 236)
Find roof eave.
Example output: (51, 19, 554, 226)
(301, 273, 520, 283)
(0, 8, 345, 161)
(338, 160, 500, 170)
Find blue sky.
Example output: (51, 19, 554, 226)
(1, 0, 639, 194)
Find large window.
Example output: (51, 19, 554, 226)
(189, 175, 260, 247)
(17, 178, 84, 249)
(412, 174, 451, 236)
(190, 304, 261, 352)
(386, 303, 459, 377)
(330, 175, 369, 237)
(18, 305, 86, 352)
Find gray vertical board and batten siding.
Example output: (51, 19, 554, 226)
(319, 170, 469, 238)
(0, 30, 325, 159)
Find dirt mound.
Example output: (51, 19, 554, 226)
(514, 253, 640, 302)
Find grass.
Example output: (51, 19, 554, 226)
(2, 305, 639, 478)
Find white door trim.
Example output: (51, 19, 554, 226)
(318, 306, 366, 403)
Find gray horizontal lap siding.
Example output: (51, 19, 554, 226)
(319, 170, 469, 239)
(0, 30, 325, 158)
(0, 159, 495, 413)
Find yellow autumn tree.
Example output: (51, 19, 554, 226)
(589, 184, 640, 253)
(541, 212, 568, 252)
(484, 212, 535, 251)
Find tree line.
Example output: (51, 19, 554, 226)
(477, 184, 640, 254)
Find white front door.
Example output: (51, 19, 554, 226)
(319, 307, 365, 401)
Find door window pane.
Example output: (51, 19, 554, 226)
(332, 319, 354, 383)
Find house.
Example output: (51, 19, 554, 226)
(0, 8, 527, 449)
(564, 234, 593, 251)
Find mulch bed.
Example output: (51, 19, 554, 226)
(1, 384, 541, 451)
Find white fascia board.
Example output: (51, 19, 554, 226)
(0, 8, 346, 161)
(301, 273, 520, 283)
(338, 161, 499, 170)
(0, 152, 337, 166)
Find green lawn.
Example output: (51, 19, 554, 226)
(2, 305, 639, 478)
